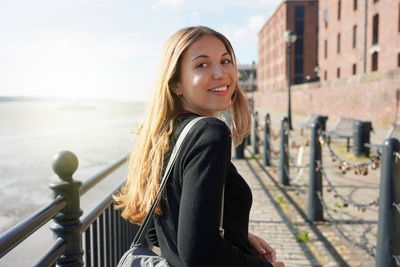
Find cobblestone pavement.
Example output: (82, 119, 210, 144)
(233, 158, 320, 267)
(231, 109, 391, 267)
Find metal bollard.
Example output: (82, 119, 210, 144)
(50, 151, 84, 266)
(315, 115, 328, 132)
(353, 120, 373, 157)
(235, 141, 245, 159)
(279, 117, 289, 185)
(308, 123, 323, 221)
(263, 113, 271, 166)
(376, 138, 400, 267)
(252, 111, 259, 155)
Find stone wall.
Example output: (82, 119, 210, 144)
(253, 68, 400, 126)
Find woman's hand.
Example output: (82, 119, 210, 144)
(248, 232, 276, 263)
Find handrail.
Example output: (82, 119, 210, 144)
(80, 153, 129, 196)
(81, 182, 123, 232)
(33, 237, 66, 267)
(0, 196, 67, 258)
(0, 151, 132, 266)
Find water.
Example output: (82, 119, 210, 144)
(0, 99, 147, 233)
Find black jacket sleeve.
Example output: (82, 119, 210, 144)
(176, 118, 272, 267)
(146, 218, 159, 247)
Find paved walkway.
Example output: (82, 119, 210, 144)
(235, 109, 386, 267)
(234, 158, 319, 266)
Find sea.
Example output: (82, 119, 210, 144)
(0, 99, 147, 265)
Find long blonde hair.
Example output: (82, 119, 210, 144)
(114, 26, 251, 224)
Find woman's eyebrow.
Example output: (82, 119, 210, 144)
(191, 52, 230, 62)
(192, 55, 208, 62)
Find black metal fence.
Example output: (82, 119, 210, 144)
(0, 151, 138, 266)
(244, 112, 400, 267)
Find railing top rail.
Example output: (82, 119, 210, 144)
(32, 237, 66, 267)
(81, 182, 124, 232)
(79, 153, 129, 196)
(0, 196, 67, 258)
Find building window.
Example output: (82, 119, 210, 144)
(295, 58, 303, 74)
(294, 77, 303, 84)
(295, 21, 304, 36)
(324, 9, 328, 28)
(324, 70, 327, 80)
(295, 6, 305, 19)
(338, 0, 341, 20)
(353, 25, 357, 48)
(373, 14, 379, 44)
(337, 67, 341, 78)
(352, 64, 357, 75)
(398, 53, 400, 67)
(372, 52, 378, 71)
(295, 38, 304, 55)
(337, 33, 341, 54)
(324, 40, 328, 58)
(354, 0, 358, 10)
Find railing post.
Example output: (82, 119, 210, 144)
(263, 113, 271, 166)
(308, 123, 323, 221)
(353, 120, 373, 157)
(49, 151, 83, 267)
(235, 142, 245, 159)
(376, 138, 400, 267)
(279, 117, 289, 185)
(252, 111, 259, 155)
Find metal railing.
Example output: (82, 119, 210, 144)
(0, 150, 138, 266)
(249, 112, 400, 267)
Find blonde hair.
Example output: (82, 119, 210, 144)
(114, 26, 251, 224)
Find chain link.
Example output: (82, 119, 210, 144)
(318, 130, 381, 175)
(395, 152, 400, 164)
(316, 192, 376, 256)
(319, 165, 379, 208)
(394, 255, 400, 266)
(394, 202, 400, 214)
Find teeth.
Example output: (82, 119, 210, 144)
(209, 86, 227, 92)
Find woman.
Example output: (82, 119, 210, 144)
(115, 26, 284, 267)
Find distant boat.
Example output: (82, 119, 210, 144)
(58, 101, 96, 111)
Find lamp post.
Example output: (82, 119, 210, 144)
(284, 30, 297, 130)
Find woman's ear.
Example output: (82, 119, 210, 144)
(175, 82, 183, 96)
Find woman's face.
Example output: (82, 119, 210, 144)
(176, 35, 237, 117)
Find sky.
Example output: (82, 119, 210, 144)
(0, 0, 280, 102)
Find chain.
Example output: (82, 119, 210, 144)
(319, 165, 379, 209)
(284, 142, 309, 169)
(316, 192, 376, 256)
(287, 129, 310, 149)
(395, 152, 400, 164)
(318, 131, 381, 175)
(394, 255, 400, 266)
(283, 165, 307, 191)
(394, 202, 400, 214)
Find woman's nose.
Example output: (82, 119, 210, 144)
(212, 63, 225, 79)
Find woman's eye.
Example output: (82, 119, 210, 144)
(222, 59, 232, 64)
(196, 63, 207, 68)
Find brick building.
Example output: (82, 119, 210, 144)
(319, 0, 400, 81)
(258, 0, 318, 92)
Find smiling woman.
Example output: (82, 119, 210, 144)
(114, 26, 285, 267)
(175, 35, 236, 116)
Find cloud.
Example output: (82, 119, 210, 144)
(152, 0, 184, 10)
(233, 15, 266, 41)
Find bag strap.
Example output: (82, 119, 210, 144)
(132, 116, 205, 245)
